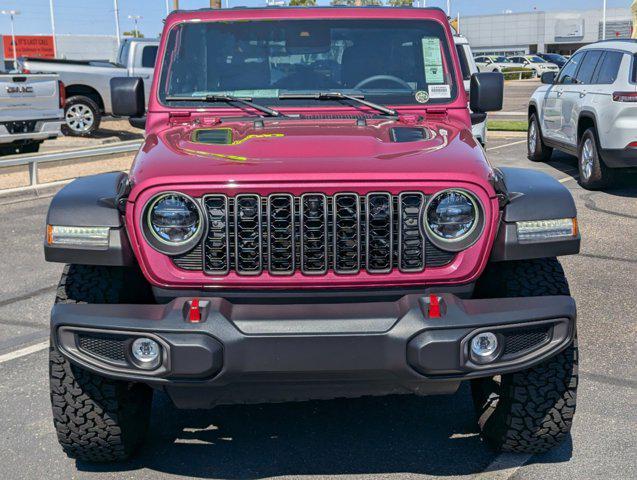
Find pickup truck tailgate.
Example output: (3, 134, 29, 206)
(0, 74, 61, 122)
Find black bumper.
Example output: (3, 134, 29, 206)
(601, 147, 637, 169)
(51, 293, 576, 408)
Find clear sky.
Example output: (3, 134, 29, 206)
(0, 0, 631, 39)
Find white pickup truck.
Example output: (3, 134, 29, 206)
(0, 72, 64, 155)
(21, 38, 158, 137)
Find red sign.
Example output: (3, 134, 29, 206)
(3, 35, 55, 60)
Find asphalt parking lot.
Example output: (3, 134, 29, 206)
(0, 135, 635, 480)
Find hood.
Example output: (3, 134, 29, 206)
(128, 116, 494, 199)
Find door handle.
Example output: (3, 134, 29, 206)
(579, 91, 587, 98)
(556, 90, 564, 97)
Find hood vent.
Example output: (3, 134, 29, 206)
(390, 127, 428, 143)
(192, 128, 232, 145)
(300, 114, 375, 120)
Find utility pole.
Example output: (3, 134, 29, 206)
(601, 0, 607, 40)
(128, 15, 143, 38)
(113, 0, 121, 49)
(447, 0, 451, 16)
(49, 0, 57, 58)
(165, 0, 171, 16)
(174, 0, 180, 11)
(0, 10, 20, 70)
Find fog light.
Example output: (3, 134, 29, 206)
(471, 332, 498, 360)
(131, 338, 160, 368)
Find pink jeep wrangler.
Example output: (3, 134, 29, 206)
(45, 7, 580, 462)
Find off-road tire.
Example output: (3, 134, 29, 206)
(471, 258, 578, 453)
(577, 128, 611, 190)
(62, 95, 102, 137)
(527, 113, 553, 162)
(50, 264, 153, 462)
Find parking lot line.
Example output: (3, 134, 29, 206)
(486, 140, 527, 151)
(0, 341, 48, 365)
(473, 452, 533, 480)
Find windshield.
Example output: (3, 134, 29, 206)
(544, 54, 566, 62)
(528, 56, 546, 63)
(158, 19, 458, 108)
(493, 56, 510, 63)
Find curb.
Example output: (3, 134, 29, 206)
(0, 180, 71, 205)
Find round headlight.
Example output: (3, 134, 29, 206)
(142, 192, 204, 255)
(423, 189, 483, 251)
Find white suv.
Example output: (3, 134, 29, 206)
(455, 35, 487, 145)
(509, 55, 560, 78)
(528, 40, 637, 189)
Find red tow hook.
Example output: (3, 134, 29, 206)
(428, 294, 442, 318)
(188, 298, 201, 323)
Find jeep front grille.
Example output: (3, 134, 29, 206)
(174, 192, 456, 275)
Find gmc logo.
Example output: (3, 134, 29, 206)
(6, 85, 34, 94)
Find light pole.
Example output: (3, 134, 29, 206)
(49, 0, 57, 58)
(128, 15, 143, 38)
(113, 0, 121, 49)
(447, 0, 451, 16)
(601, 0, 607, 40)
(165, 0, 171, 16)
(0, 10, 20, 71)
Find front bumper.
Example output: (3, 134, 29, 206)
(52, 293, 576, 408)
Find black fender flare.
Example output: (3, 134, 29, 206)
(44, 172, 134, 266)
(490, 167, 580, 262)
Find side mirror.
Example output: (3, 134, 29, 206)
(470, 72, 503, 113)
(110, 77, 145, 119)
(541, 71, 557, 84)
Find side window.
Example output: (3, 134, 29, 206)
(576, 50, 603, 84)
(632, 54, 637, 83)
(594, 51, 624, 84)
(456, 44, 471, 80)
(141, 46, 158, 68)
(557, 52, 584, 84)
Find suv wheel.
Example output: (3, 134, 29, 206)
(527, 113, 552, 161)
(578, 128, 611, 189)
(50, 264, 153, 462)
(62, 95, 102, 137)
(471, 258, 578, 453)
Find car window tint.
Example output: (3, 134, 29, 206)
(632, 54, 637, 83)
(595, 51, 624, 84)
(576, 50, 603, 84)
(557, 52, 584, 84)
(141, 46, 158, 68)
(456, 44, 471, 80)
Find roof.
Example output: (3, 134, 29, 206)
(580, 39, 637, 54)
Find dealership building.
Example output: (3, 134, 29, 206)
(461, 6, 634, 56)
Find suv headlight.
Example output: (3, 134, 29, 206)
(423, 189, 484, 251)
(142, 192, 204, 255)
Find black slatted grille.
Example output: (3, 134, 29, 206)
(503, 327, 551, 356)
(78, 335, 126, 363)
(174, 192, 456, 276)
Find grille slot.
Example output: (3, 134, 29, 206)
(175, 192, 457, 276)
(366, 193, 393, 273)
(204, 195, 230, 274)
(267, 194, 295, 274)
(301, 193, 328, 274)
(398, 192, 426, 272)
(503, 327, 551, 356)
(333, 193, 361, 274)
(77, 334, 127, 363)
(234, 194, 262, 275)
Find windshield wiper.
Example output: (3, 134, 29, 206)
(279, 92, 397, 116)
(165, 94, 283, 117)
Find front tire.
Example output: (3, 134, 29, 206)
(50, 264, 153, 462)
(578, 128, 611, 190)
(62, 95, 101, 137)
(471, 258, 578, 453)
(527, 113, 553, 161)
